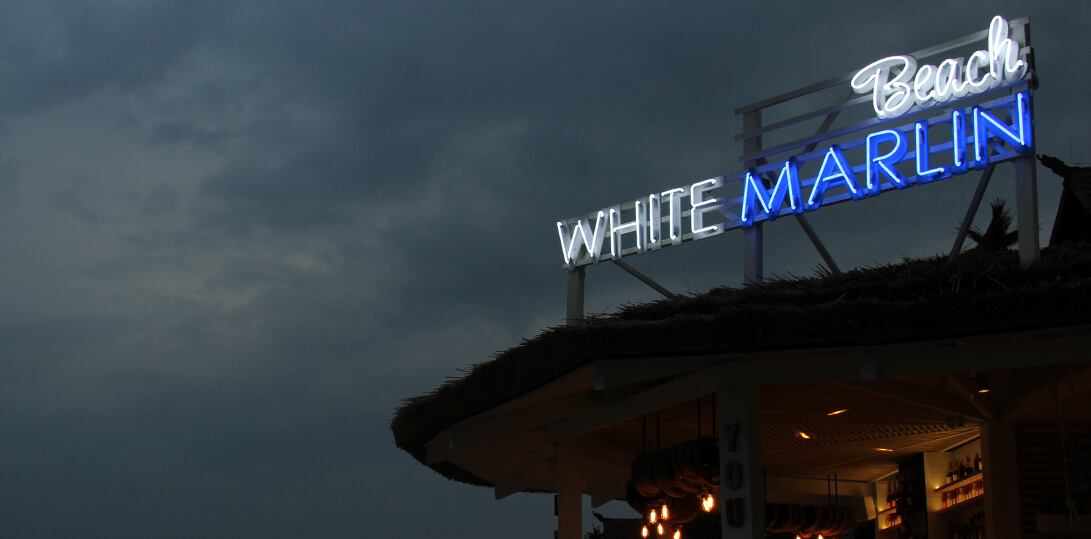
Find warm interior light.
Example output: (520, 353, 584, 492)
(642, 525, 649, 538)
(827, 409, 849, 416)
(662, 504, 669, 520)
(702, 493, 715, 512)
(877, 448, 894, 452)
(798, 431, 811, 439)
(649, 509, 657, 523)
(673, 530, 681, 539)
(657, 523, 664, 536)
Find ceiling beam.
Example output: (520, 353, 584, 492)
(494, 448, 554, 500)
(943, 372, 997, 421)
(766, 476, 873, 497)
(580, 436, 634, 474)
(546, 326, 1091, 444)
(831, 378, 990, 422)
(594, 356, 726, 391)
(789, 430, 978, 478)
(427, 428, 547, 467)
(449, 390, 597, 453)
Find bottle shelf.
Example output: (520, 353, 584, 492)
(936, 494, 983, 515)
(936, 471, 982, 494)
(936, 472, 983, 513)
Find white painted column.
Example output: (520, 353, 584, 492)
(981, 420, 1020, 539)
(717, 387, 764, 539)
(556, 438, 583, 539)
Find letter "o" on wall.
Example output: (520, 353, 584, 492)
(724, 461, 743, 490)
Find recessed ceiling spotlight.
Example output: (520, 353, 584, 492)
(797, 431, 811, 439)
(973, 372, 990, 393)
(827, 409, 849, 416)
(877, 448, 894, 452)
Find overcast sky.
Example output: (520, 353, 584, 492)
(0, 1, 1086, 537)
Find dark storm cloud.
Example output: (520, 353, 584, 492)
(0, 2, 213, 120)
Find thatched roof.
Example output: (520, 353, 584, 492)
(391, 242, 1091, 485)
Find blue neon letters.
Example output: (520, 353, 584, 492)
(557, 90, 1033, 267)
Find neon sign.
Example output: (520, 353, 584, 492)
(851, 15, 1028, 119)
(556, 16, 1034, 269)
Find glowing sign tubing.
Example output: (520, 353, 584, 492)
(914, 121, 946, 182)
(557, 83, 1031, 265)
(610, 200, 645, 257)
(806, 145, 863, 211)
(851, 15, 1028, 119)
(974, 90, 1033, 165)
(741, 157, 802, 224)
(557, 211, 606, 265)
(690, 177, 725, 239)
(865, 129, 910, 196)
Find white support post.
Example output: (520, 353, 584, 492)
(742, 110, 764, 285)
(566, 267, 585, 325)
(717, 387, 764, 539)
(1014, 155, 1040, 267)
(556, 438, 583, 539)
(743, 226, 763, 285)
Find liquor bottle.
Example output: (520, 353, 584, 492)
(958, 458, 966, 479)
(973, 452, 982, 472)
(965, 457, 973, 477)
(946, 462, 954, 484)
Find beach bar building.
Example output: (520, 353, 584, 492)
(392, 15, 1091, 539)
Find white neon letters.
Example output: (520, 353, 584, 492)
(852, 15, 1028, 119)
(852, 56, 918, 120)
(557, 211, 606, 265)
(610, 201, 644, 257)
(690, 177, 725, 239)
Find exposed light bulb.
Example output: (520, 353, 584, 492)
(642, 525, 649, 538)
(661, 504, 669, 520)
(657, 523, 664, 536)
(673, 530, 681, 539)
(649, 509, 657, 523)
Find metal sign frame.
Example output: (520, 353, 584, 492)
(563, 16, 1038, 323)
